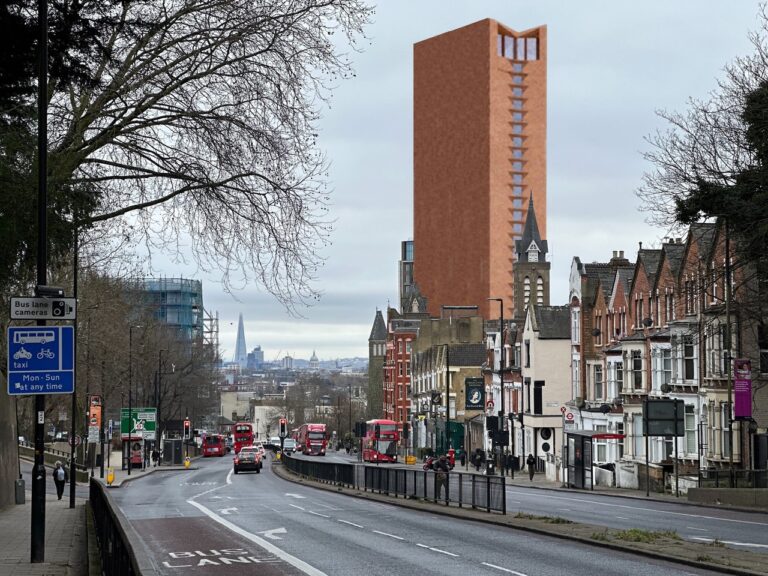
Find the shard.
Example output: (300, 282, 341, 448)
(234, 313, 248, 368)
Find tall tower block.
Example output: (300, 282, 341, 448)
(234, 313, 247, 368)
(413, 20, 547, 320)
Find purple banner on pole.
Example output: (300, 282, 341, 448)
(733, 358, 752, 420)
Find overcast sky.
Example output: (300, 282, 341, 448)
(161, 1, 760, 363)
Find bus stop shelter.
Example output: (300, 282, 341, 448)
(565, 430, 625, 490)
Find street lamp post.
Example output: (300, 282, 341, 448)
(444, 344, 451, 453)
(488, 298, 506, 476)
(156, 348, 167, 466)
(128, 325, 142, 475)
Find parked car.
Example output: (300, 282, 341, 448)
(233, 446, 262, 474)
(282, 438, 297, 454)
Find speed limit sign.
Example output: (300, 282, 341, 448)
(565, 412, 574, 422)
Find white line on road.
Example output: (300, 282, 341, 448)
(226, 468, 233, 485)
(481, 562, 528, 575)
(616, 516, 629, 520)
(416, 543, 458, 557)
(690, 537, 768, 549)
(289, 504, 305, 511)
(313, 502, 342, 510)
(559, 508, 571, 512)
(373, 530, 404, 540)
(186, 499, 327, 576)
(337, 519, 364, 528)
(506, 489, 768, 526)
(308, 511, 330, 518)
(686, 526, 708, 531)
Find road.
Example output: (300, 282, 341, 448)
(108, 454, 726, 576)
(289, 451, 768, 551)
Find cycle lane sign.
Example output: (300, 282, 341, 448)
(7, 326, 75, 395)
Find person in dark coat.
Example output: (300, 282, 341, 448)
(526, 453, 536, 481)
(472, 448, 484, 472)
(52, 461, 67, 500)
(434, 455, 451, 500)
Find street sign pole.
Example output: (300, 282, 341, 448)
(31, 0, 49, 560)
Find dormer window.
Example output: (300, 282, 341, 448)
(527, 241, 539, 262)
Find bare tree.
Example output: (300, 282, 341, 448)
(47, 0, 373, 310)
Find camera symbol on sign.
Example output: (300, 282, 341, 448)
(51, 300, 73, 317)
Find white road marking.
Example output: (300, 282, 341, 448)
(259, 527, 287, 540)
(373, 530, 404, 540)
(416, 543, 458, 557)
(285, 493, 306, 499)
(506, 489, 768, 526)
(218, 507, 237, 515)
(337, 519, 364, 528)
(686, 526, 708, 531)
(308, 511, 330, 518)
(226, 468, 233, 485)
(186, 499, 327, 576)
(481, 562, 528, 575)
(313, 502, 342, 510)
(616, 516, 629, 520)
(690, 537, 768, 549)
(289, 504, 305, 511)
(559, 508, 571, 512)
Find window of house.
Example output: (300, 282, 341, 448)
(405, 341, 412, 354)
(513, 149, 523, 158)
(685, 280, 694, 315)
(513, 99, 523, 110)
(572, 359, 580, 400)
(512, 87, 524, 97)
(631, 350, 642, 389)
(572, 309, 581, 344)
(516, 38, 526, 60)
(759, 324, 768, 373)
(665, 292, 674, 324)
(504, 35, 514, 59)
(512, 62, 524, 72)
(648, 295, 654, 325)
(406, 363, 411, 376)
(595, 424, 607, 462)
(524, 339, 531, 368)
(617, 421, 625, 459)
(398, 362, 403, 377)
(711, 263, 718, 303)
(615, 362, 623, 397)
(655, 293, 661, 325)
(594, 365, 603, 400)
(512, 185, 523, 196)
(683, 337, 695, 380)
(661, 348, 671, 386)
(513, 198, 523, 208)
(685, 404, 695, 454)
(513, 223, 522, 233)
(721, 402, 731, 458)
(635, 297, 644, 328)
(512, 161, 523, 171)
(633, 416, 644, 457)
(533, 380, 544, 414)
(512, 125, 523, 135)
(512, 75, 523, 85)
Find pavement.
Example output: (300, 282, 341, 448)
(0, 450, 189, 576)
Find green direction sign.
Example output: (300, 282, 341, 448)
(121, 407, 157, 440)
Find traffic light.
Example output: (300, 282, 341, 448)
(183, 418, 191, 440)
(486, 415, 498, 438)
(278, 417, 288, 438)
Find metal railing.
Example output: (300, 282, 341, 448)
(698, 469, 768, 488)
(89, 480, 146, 576)
(281, 455, 506, 514)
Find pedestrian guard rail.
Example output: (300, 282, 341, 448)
(90, 479, 156, 576)
(698, 468, 768, 489)
(282, 455, 506, 514)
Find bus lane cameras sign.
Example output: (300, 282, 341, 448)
(7, 326, 75, 395)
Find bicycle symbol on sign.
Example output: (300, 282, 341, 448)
(37, 349, 55, 360)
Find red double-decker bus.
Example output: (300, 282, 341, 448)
(296, 423, 328, 456)
(362, 419, 399, 463)
(202, 433, 226, 457)
(232, 422, 254, 454)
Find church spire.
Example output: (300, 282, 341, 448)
(515, 193, 548, 263)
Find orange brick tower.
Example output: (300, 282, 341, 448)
(413, 20, 547, 320)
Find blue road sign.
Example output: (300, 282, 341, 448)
(7, 326, 75, 395)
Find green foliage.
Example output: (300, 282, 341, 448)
(513, 512, 574, 524)
(614, 528, 680, 543)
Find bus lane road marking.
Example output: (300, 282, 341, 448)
(337, 519, 364, 528)
(289, 504, 305, 511)
(187, 498, 327, 576)
(308, 511, 330, 518)
(506, 489, 768, 526)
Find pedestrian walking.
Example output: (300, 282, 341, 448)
(472, 448, 484, 472)
(458, 448, 466, 467)
(52, 461, 66, 500)
(151, 448, 160, 467)
(526, 453, 535, 481)
(505, 453, 515, 476)
(434, 454, 451, 500)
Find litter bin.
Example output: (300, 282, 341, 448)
(15, 478, 25, 505)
